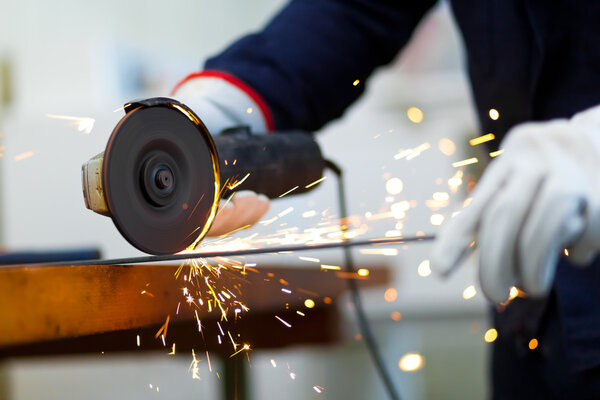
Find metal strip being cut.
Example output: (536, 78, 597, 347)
(35, 235, 435, 266)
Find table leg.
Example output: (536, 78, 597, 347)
(223, 355, 247, 400)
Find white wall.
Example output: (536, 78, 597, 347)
(0, 1, 493, 399)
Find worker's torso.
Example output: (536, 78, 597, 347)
(450, 0, 600, 149)
(450, 0, 600, 372)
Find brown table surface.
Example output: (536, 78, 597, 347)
(0, 261, 390, 357)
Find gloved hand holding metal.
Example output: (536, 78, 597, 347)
(431, 105, 600, 304)
(172, 72, 273, 237)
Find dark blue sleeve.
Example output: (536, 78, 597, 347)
(205, 0, 437, 131)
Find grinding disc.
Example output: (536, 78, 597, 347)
(103, 100, 220, 255)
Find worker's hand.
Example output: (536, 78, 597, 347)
(206, 191, 270, 237)
(171, 71, 271, 136)
(173, 71, 273, 236)
(431, 105, 600, 304)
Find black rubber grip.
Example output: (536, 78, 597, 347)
(213, 128, 325, 199)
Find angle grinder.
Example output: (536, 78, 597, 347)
(82, 97, 325, 255)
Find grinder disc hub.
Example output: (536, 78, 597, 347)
(140, 152, 179, 207)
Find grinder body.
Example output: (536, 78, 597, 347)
(215, 127, 324, 199)
(82, 97, 325, 255)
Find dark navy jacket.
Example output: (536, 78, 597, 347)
(205, 0, 600, 372)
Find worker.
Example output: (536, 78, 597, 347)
(172, 1, 600, 398)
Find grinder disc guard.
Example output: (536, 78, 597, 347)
(103, 101, 220, 255)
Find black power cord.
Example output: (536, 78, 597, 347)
(325, 160, 402, 400)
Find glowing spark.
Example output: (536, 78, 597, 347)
(489, 150, 504, 157)
(279, 186, 299, 198)
(278, 207, 294, 217)
(353, 79, 360, 86)
(154, 315, 170, 339)
(430, 214, 445, 226)
(313, 385, 324, 393)
(220, 224, 251, 237)
(321, 264, 341, 271)
(448, 170, 464, 192)
(489, 108, 500, 120)
(469, 133, 495, 146)
(206, 351, 212, 372)
(406, 107, 424, 123)
(452, 158, 479, 168)
(399, 353, 424, 371)
(169, 343, 176, 355)
(305, 176, 327, 188)
(359, 248, 399, 256)
(462, 285, 477, 300)
(229, 344, 251, 358)
(14, 151, 34, 161)
(136, 335, 140, 347)
(189, 349, 201, 380)
(394, 149, 412, 160)
(528, 338, 538, 350)
(46, 114, 95, 134)
(227, 331, 237, 351)
(432, 192, 449, 201)
(246, 107, 253, 114)
(394, 143, 430, 160)
(509, 286, 519, 300)
(297, 311, 305, 316)
(299, 256, 320, 263)
(302, 210, 317, 218)
(417, 260, 431, 277)
(281, 288, 292, 294)
(564, 249, 569, 256)
(304, 299, 315, 309)
(391, 311, 402, 321)
(275, 316, 292, 328)
(228, 173, 250, 190)
(484, 328, 498, 343)
(384, 288, 398, 302)
(357, 268, 369, 277)
(391, 200, 410, 218)
(438, 138, 456, 156)
(270, 359, 277, 368)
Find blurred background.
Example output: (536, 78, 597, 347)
(0, 0, 493, 398)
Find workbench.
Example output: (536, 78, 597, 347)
(0, 261, 390, 399)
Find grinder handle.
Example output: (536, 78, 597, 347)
(213, 128, 325, 199)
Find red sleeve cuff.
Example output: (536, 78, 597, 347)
(171, 70, 275, 132)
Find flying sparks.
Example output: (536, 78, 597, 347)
(469, 133, 495, 146)
(452, 157, 479, 168)
(399, 353, 424, 371)
(14, 151, 34, 161)
(46, 114, 95, 134)
(406, 107, 424, 124)
(484, 328, 498, 343)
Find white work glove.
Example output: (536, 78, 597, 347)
(172, 72, 273, 236)
(172, 72, 271, 135)
(432, 105, 600, 304)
